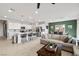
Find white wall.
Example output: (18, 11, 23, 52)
(0, 22, 3, 36)
(77, 19, 79, 37)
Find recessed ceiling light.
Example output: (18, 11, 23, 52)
(35, 11, 38, 14)
(8, 10, 12, 12)
(8, 8, 15, 12)
(4, 16, 7, 18)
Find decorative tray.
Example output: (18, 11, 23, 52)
(45, 43, 57, 52)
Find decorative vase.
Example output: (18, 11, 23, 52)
(49, 46, 52, 48)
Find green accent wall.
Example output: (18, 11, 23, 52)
(49, 20, 77, 37)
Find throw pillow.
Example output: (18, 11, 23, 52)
(63, 37, 69, 43)
(68, 38, 73, 43)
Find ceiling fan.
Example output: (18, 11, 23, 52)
(37, 3, 55, 9)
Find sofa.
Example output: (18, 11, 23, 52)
(40, 34, 74, 56)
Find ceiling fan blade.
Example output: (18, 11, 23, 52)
(37, 3, 40, 9)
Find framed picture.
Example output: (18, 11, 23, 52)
(51, 26, 53, 29)
(68, 25, 72, 29)
(55, 24, 65, 33)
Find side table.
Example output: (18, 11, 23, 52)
(72, 37, 79, 46)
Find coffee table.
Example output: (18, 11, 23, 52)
(37, 45, 61, 56)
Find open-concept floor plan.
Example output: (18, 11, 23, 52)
(0, 3, 79, 56)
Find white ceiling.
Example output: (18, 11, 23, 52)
(0, 3, 79, 24)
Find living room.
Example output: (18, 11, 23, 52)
(0, 2, 79, 56)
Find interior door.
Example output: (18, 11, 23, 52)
(0, 22, 3, 36)
(3, 21, 7, 38)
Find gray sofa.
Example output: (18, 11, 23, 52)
(40, 34, 74, 56)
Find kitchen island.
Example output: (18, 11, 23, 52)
(13, 32, 37, 44)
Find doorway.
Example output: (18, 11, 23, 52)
(0, 20, 7, 39)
